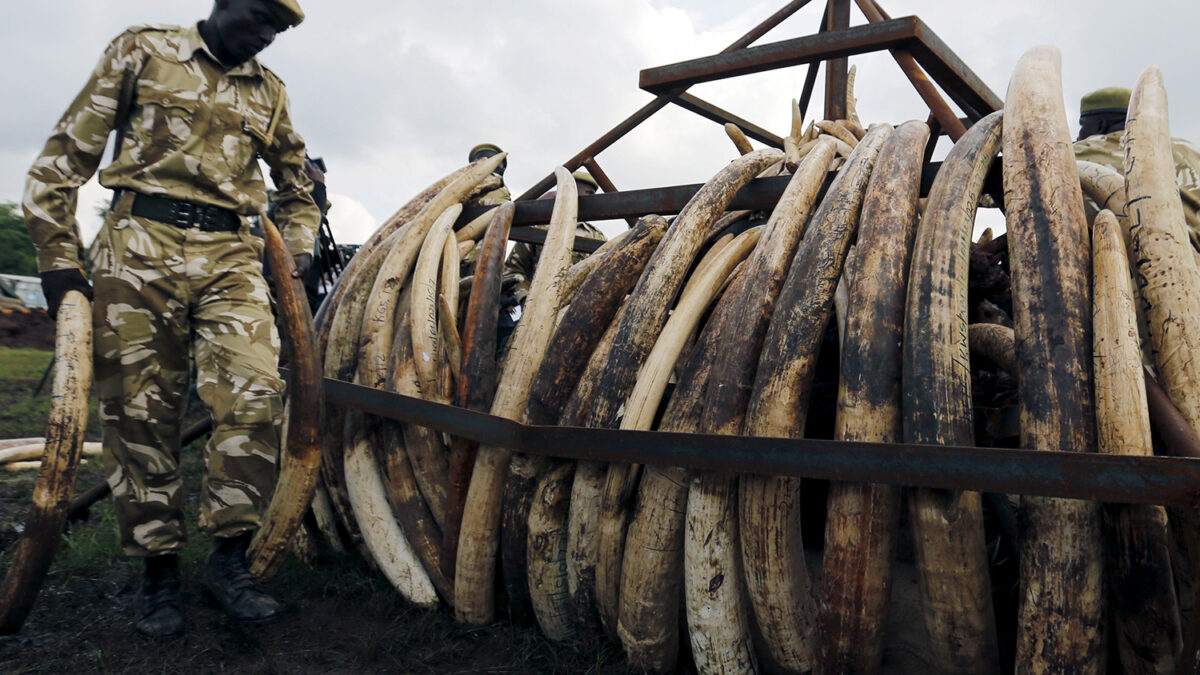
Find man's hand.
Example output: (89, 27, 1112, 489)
(291, 253, 312, 279)
(40, 269, 93, 319)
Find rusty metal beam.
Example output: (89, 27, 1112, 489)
(581, 158, 638, 227)
(464, 174, 796, 230)
(508, 226, 605, 254)
(640, 17, 919, 93)
(824, 0, 851, 120)
(671, 92, 784, 148)
(322, 376, 1200, 508)
(908, 19, 1002, 119)
(516, 0, 815, 202)
(514, 97, 675, 202)
(851, 0, 965, 140)
(463, 160, 995, 231)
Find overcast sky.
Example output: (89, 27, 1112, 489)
(4, 1, 1199, 247)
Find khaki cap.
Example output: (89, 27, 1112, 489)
(268, 0, 305, 27)
(1080, 87, 1131, 116)
(572, 170, 599, 190)
(469, 143, 503, 161)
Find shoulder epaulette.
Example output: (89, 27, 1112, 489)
(122, 23, 180, 37)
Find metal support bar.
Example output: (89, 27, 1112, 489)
(639, 14, 999, 130)
(508, 226, 605, 254)
(907, 20, 1002, 119)
(462, 160, 997, 228)
(581, 158, 638, 227)
(640, 18, 919, 93)
(852, 0, 966, 140)
(515, 97, 675, 201)
(672, 92, 785, 148)
(517, 0, 815, 202)
(824, 0, 851, 120)
(322, 376, 1200, 508)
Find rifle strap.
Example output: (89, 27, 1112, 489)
(264, 83, 286, 147)
(111, 66, 137, 163)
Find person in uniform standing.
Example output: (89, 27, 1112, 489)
(22, 0, 319, 638)
(1074, 86, 1200, 247)
(459, 142, 510, 279)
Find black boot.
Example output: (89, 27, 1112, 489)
(136, 554, 184, 638)
(205, 532, 282, 624)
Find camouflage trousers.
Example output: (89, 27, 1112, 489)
(92, 193, 283, 557)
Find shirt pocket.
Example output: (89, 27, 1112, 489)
(231, 82, 274, 168)
(134, 58, 202, 150)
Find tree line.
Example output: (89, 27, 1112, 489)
(0, 202, 38, 277)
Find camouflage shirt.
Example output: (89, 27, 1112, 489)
(1075, 130, 1200, 248)
(24, 23, 318, 273)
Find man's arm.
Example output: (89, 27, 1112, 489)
(23, 31, 143, 274)
(259, 81, 319, 263)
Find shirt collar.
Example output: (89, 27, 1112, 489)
(180, 22, 264, 78)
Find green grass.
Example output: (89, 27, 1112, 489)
(0, 346, 101, 441)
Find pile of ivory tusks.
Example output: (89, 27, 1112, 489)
(299, 44, 1200, 672)
(295, 44, 1200, 674)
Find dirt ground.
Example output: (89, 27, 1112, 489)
(0, 310, 54, 351)
(0, 458, 629, 675)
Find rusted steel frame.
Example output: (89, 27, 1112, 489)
(907, 21, 1001, 120)
(731, 0, 818, 52)
(582, 158, 620, 194)
(862, 0, 999, 119)
(581, 158, 638, 227)
(323, 376, 1200, 509)
(467, 176, 794, 234)
(515, 98, 675, 202)
(671, 92, 784, 148)
(799, 61, 821, 124)
(824, 0, 851, 120)
(640, 18, 918, 93)
(850, 1, 966, 140)
(922, 112, 942, 166)
(465, 162, 991, 232)
(516, 0, 815, 201)
(506, 226, 604, 254)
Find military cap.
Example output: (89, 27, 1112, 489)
(1080, 87, 1131, 117)
(469, 143, 504, 161)
(572, 170, 600, 190)
(268, 0, 305, 28)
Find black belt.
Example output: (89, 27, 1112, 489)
(122, 191, 243, 233)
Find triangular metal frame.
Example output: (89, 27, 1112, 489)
(457, 0, 1002, 250)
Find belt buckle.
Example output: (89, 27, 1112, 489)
(173, 202, 194, 228)
(199, 207, 223, 232)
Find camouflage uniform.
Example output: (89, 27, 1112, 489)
(459, 184, 511, 276)
(23, 24, 318, 556)
(503, 221, 606, 303)
(1075, 130, 1200, 248)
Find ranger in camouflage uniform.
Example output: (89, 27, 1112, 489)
(23, 0, 317, 638)
(1073, 86, 1200, 247)
(459, 143, 511, 277)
